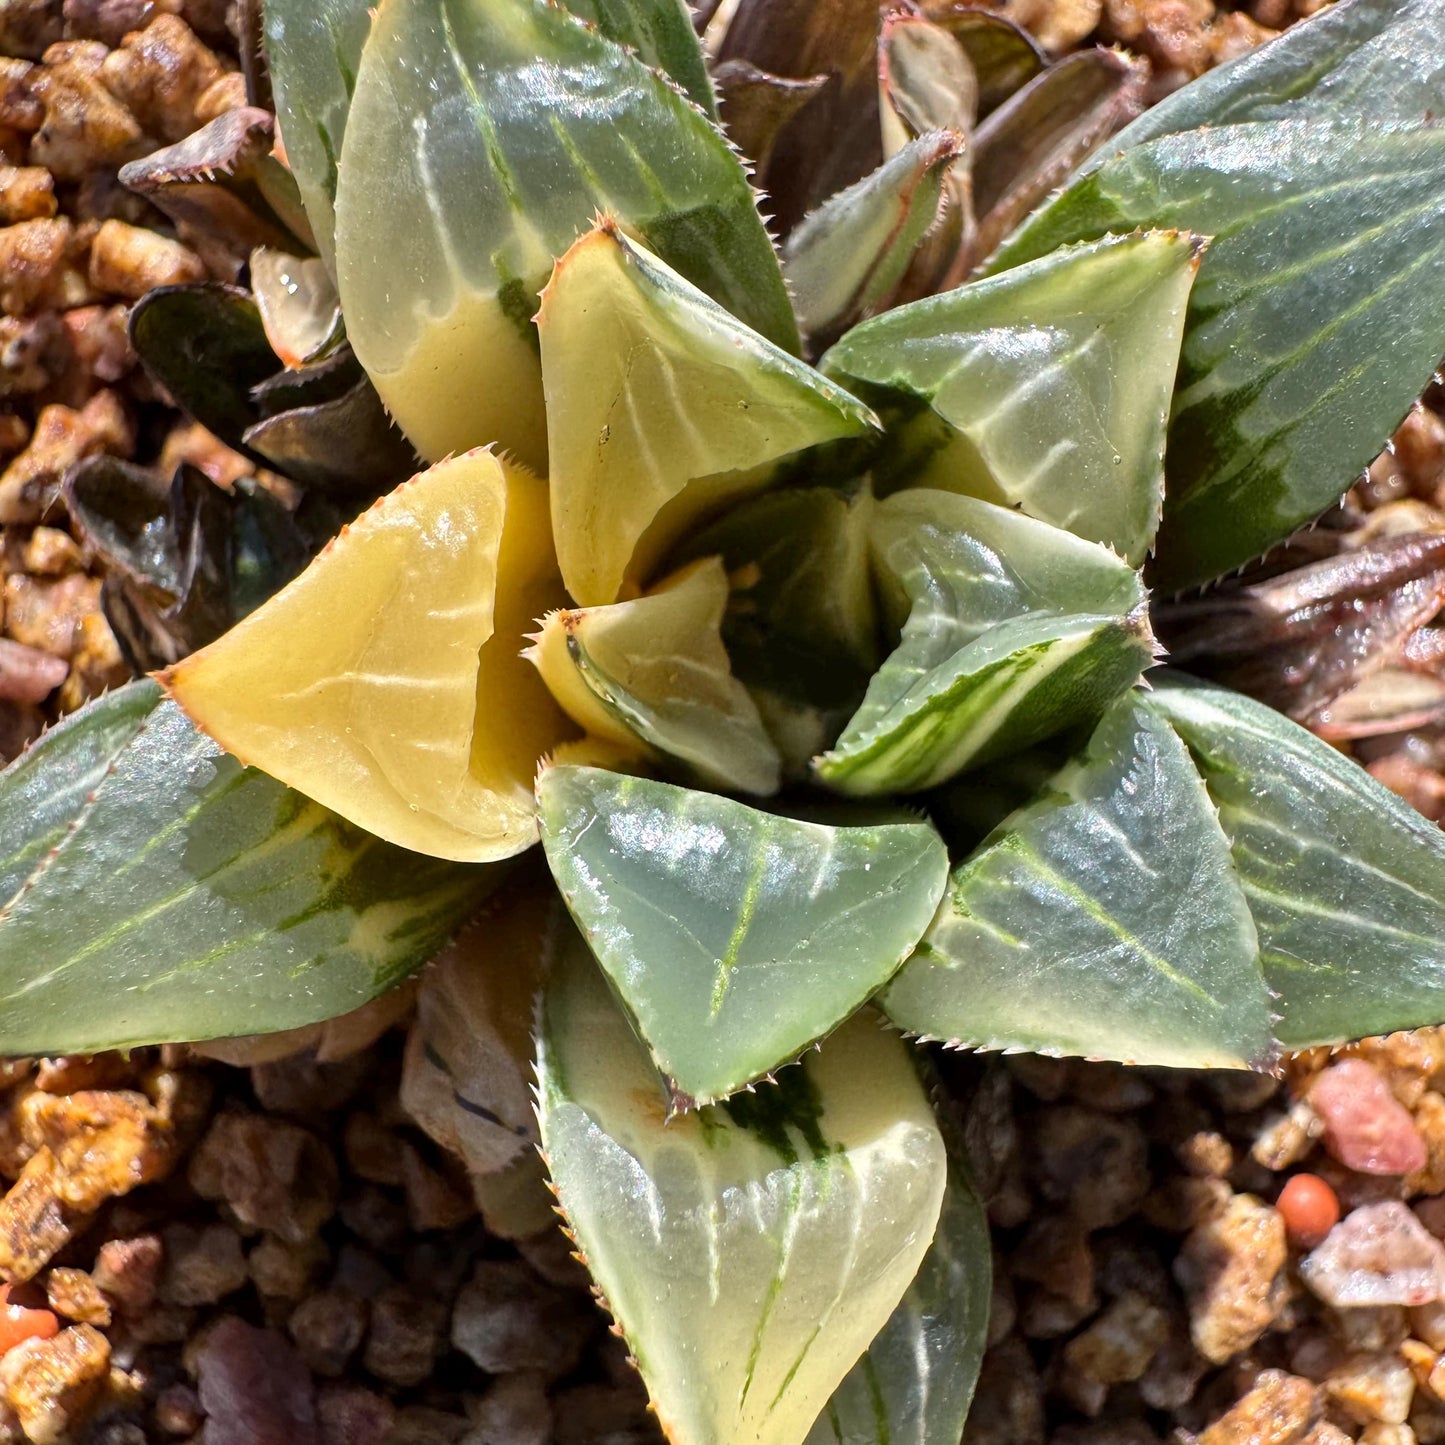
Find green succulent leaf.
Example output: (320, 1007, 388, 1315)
(823, 231, 1200, 565)
(541, 223, 876, 604)
(816, 490, 1154, 796)
(334, 0, 797, 472)
(537, 765, 948, 1105)
(535, 936, 948, 1445)
(680, 485, 881, 771)
(807, 1157, 991, 1445)
(528, 557, 782, 796)
(883, 689, 1272, 1069)
(988, 121, 1445, 589)
(1147, 676, 1445, 1049)
(565, 0, 716, 116)
(783, 132, 967, 344)
(0, 681, 494, 1054)
(262, 0, 373, 278)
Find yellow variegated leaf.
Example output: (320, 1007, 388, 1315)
(164, 450, 574, 861)
(539, 222, 878, 604)
(527, 557, 781, 795)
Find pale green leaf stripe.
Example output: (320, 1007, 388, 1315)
(806, 1160, 990, 1445)
(336, 0, 796, 371)
(988, 121, 1445, 588)
(0, 681, 494, 1053)
(571, 622, 783, 797)
(1148, 676, 1445, 1048)
(818, 613, 1152, 796)
(538, 766, 948, 1104)
(883, 690, 1273, 1070)
(536, 938, 948, 1445)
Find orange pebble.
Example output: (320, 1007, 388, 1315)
(1277, 1172, 1341, 1249)
(0, 1285, 57, 1356)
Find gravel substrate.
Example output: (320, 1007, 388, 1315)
(3, 1, 1445, 1443)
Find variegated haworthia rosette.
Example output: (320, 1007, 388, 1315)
(538, 764, 949, 1105)
(535, 933, 950, 1445)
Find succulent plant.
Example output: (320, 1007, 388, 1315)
(5, 0, 1445, 1439)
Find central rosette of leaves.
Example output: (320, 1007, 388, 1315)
(5, 1, 1440, 1442)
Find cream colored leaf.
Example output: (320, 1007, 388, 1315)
(164, 450, 574, 861)
(536, 936, 948, 1445)
(528, 557, 780, 795)
(539, 223, 877, 604)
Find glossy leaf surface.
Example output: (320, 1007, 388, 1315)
(541, 225, 875, 604)
(816, 490, 1153, 795)
(989, 121, 1445, 588)
(824, 231, 1200, 564)
(1149, 677, 1445, 1048)
(537, 766, 948, 1104)
(783, 132, 966, 343)
(0, 682, 492, 1053)
(536, 939, 947, 1445)
(263, 0, 373, 276)
(884, 690, 1272, 1069)
(565, 0, 715, 114)
(250, 248, 341, 368)
(242, 378, 418, 498)
(64, 458, 310, 671)
(807, 1159, 990, 1445)
(334, 0, 796, 471)
(165, 451, 572, 863)
(528, 558, 781, 796)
